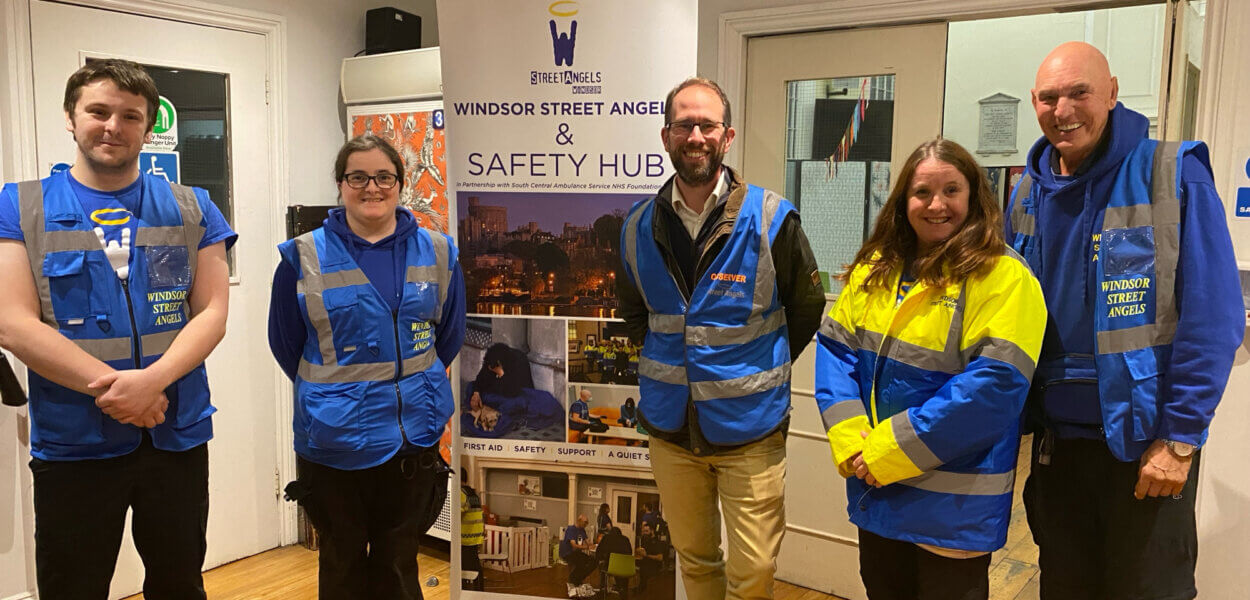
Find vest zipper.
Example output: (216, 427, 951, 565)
(120, 279, 142, 369)
(392, 310, 410, 445)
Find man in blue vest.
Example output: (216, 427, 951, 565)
(618, 77, 824, 600)
(1006, 42, 1242, 600)
(0, 59, 235, 599)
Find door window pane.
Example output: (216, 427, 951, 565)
(784, 75, 894, 295)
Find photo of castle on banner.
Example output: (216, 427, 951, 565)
(457, 191, 647, 318)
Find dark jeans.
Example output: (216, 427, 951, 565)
(462, 544, 483, 590)
(858, 529, 990, 600)
(637, 557, 661, 590)
(31, 436, 209, 600)
(564, 551, 597, 584)
(295, 448, 449, 600)
(1024, 435, 1199, 600)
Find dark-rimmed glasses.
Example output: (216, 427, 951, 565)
(343, 172, 399, 189)
(666, 121, 726, 137)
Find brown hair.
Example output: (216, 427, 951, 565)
(664, 77, 732, 128)
(333, 133, 406, 192)
(843, 138, 1004, 291)
(63, 59, 161, 131)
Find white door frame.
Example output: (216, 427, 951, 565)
(2, 0, 297, 548)
(715, 0, 1173, 172)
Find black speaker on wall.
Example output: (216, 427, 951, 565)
(365, 7, 422, 55)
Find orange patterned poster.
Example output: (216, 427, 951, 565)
(351, 109, 449, 233)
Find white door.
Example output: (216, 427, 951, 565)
(608, 488, 638, 548)
(742, 23, 948, 600)
(29, 2, 281, 597)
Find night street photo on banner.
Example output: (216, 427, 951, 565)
(458, 192, 644, 318)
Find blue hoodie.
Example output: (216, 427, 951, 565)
(268, 207, 466, 384)
(1007, 103, 1243, 447)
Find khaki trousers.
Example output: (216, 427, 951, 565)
(648, 431, 787, 600)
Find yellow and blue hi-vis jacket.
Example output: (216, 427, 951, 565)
(815, 249, 1046, 551)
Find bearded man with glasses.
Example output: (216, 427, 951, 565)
(617, 77, 825, 600)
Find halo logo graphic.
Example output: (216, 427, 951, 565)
(548, 1, 578, 66)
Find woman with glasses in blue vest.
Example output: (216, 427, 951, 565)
(267, 133, 466, 600)
(814, 138, 1046, 600)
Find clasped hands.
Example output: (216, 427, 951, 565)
(89, 369, 170, 429)
(844, 430, 882, 488)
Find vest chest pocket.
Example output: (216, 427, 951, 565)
(145, 245, 192, 289)
(1102, 226, 1155, 275)
(322, 288, 370, 352)
(42, 251, 94, 322)
(401, 281, 440, 321)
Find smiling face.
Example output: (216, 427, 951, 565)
(65, 78, 150, 176)
(661, 84, 735, 187)
(1032, 42, 1119, 175)
(906, 158, 970, 253)
(339, 147, 400, 231)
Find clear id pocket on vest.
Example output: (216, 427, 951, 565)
(145, 245, 192, 289)
(1102, 226, 1155, 275)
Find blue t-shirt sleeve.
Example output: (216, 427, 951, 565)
(0, 184, 23, 241)
(194, 187, 238, 251)
(268, 259, 306, 381)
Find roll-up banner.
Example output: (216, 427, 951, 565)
(438, 0, 696, 597)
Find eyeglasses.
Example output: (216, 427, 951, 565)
(343, 172, 399, 189)
(666, 121, 726, 137)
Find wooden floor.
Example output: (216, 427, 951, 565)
(125, 439, 1041, 600)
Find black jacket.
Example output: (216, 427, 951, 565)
(616, 167, 826, 454)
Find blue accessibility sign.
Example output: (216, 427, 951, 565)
(1238, 156, 1250, 218)
(140, 151, 180, 183)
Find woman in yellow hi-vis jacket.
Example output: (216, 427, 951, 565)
(815, 138, 1046, 600)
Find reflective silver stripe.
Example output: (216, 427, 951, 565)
(1150, 142, 1181, 344)
(622, 202, 653, 312)
(752, 189, 783, 315)
(1103, 205, 1155, 230)
(961, 337, 1036, 380)
(1002, 245, 1031, 272)
(819, 315, 857, 349)
(42, 230, 99, 253)
(169, 183, 204, 283)
(648, 313, 684, 334)
(638, 355, 686, 385)
(134, 226, 189, 247)
(859, 329, 884, 354)
(1009, 174, 1035, 236)
(1096, 322, 1175, 355)
(878, 336, 963, 374)
(426, 231, 451, 316)
(321, 268, 369, 290)
(298, 351, 435, 383)
(821, 398, 865, 431)
(294, 233, 338, 366)
(406, 265, 442, 284)
(18, 180, 55, 326)
(892, 410, 942, 472)
(690, 362, 790, 401)
(141, 329, 181, 357)
(687, 310, 785, 346)
(898, 469, 1014, 496)
(73, 337, 134, 362)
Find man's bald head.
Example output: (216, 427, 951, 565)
(1031, 42, 1119, 175)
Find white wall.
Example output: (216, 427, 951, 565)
(943, 5, 1165, 167)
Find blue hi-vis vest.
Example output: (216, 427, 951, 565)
(621, 184, 794, 445)
(278, 225, 455, 470)
(1009, 140, 1201, 460)
(17, 173, 213, 460)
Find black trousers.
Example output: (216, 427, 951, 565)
(637, 557, 661, 590)
(564, 551, 597, 584)
(31, 436, 209, 600)
(1024, 435, 1199, 600)
(295, 450, 449, 600)
(462, 544, 483, 590)
(858, 529, 990, 600)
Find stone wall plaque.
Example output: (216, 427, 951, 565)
(977, 93, 1020, 155)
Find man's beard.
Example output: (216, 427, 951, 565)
(668, 141, 724, 186)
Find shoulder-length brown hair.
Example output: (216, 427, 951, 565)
(842, 138, 1004, 291)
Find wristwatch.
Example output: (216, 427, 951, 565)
(1164, 440, 1196, 458)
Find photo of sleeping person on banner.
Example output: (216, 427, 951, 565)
(460, 317, 566, 439)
